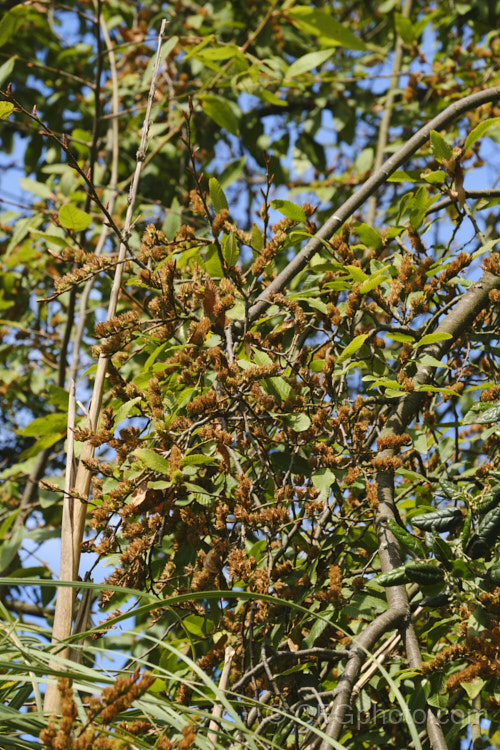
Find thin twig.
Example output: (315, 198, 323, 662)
(366, 0, 413, 226)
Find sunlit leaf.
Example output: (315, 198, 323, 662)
(0, 101, 14, 119)
(134, 448, 170, 474)
(270, 199, 307, 222)
(354, 222, 384, 251)
(180, 454, 218, 467)
(285, 48, 335, 78)
(337, 333, 370, 363)
(59, 204, 92, 231)
(415, 332, 453, 347)
(464, 117, 500, 152)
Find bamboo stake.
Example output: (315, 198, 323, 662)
(44, 17, 168, 715)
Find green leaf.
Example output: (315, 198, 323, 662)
(115, 397, 142, 425)
(180, 454, 218, 467)
(394, 12, 415, 44)
(421, 170, 446, 184)
(183, 614, 213, 637)
(218, 156, 246, 188)
(19, 177, 54, 200)
(20, 432, 63, 459)
(200, 95, 239, 135)
(473, 403, 500, 424)
(253, 348, 274, 367)
(225, 299, 245, 320)
(59, 204, 92, 231)
(305, 297, 329, 314)
(264, 377, 292, 402)
(0, 5, 28, 49)
(387, 170, 418, 183)
(222, 231, 239, 266)
(460, 678, 486, 700)
(360, 273, 390, 294)
(464, 117, 500, 152)
(204, 243, 224, 276)
(354, 223, 384, 251)
(312, 468, 336, 500)
(251, 223, 264, 251)
(346, 265, 368, 283)
(285, 49, 335, 78)
(337, 333, 370, 363)
(287, 7, 368, 51)
(354, 147, 374, 174)
(415, 332, 452, 348)
(303, 610, 332, 648)
(385, 332, 415, 343)
(409, 185, 429, 230)
(209, 177, 228, 213)
(429, 130, 453, 163)
(0, 55, 15, 89)
(0, 101, 14, 119)
(0, 525, 24, 570)
(417, 354, 449, 369)
(134, 448, 171, 474)
(472, 237, 500, 260)
(163, 197, 182, 240)
(367, 378, 403, 390)
(17, 413, 67, 437)
(270, 199, 306, 222)
(376, 565, 409, 587)
(282, 413, 311, 432)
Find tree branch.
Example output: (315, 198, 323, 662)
(318, 606, 407, 749)
(366, 0, 413, 226)
(372, 270, 500, 750)
(241, 85, 500, 327)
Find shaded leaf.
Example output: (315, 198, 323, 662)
(430, 130, 453, 163)
(209, 176, 228, 213)
(282, 413, 311, 432)
(394, 13, 415, 44)
(222, 231, 239, 266)
(201, 95, 239, 135)
(17, 413, 67, 437)
(287, 7, 368, 51)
